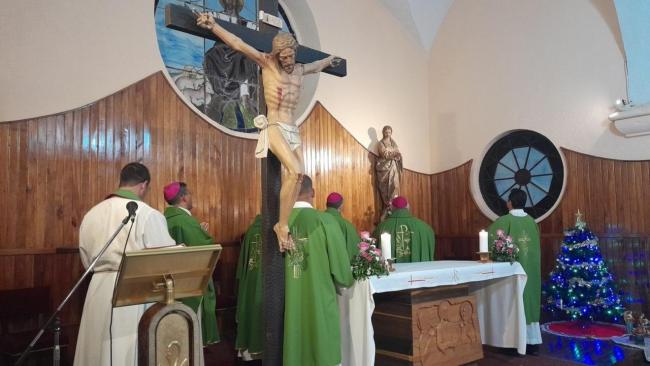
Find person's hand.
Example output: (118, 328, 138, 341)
(329, 56, 342, 68)
(196, 12, 216, 30)
(200, 222, 209, 232)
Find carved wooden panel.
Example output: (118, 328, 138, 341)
(373, 286, 482, 366)
(413, 297, 482, 366)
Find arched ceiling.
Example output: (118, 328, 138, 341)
(378, 0, 454, 51)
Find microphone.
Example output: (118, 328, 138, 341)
(127, 201, 138, 216)
(122, 201, 139, 224)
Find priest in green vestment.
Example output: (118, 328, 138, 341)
(284, 175, 354, 366)
(324, 192, 361, 260)
(373, 196, 435, 262)
(488, 188, 542, 354)
(235, 214, 263, 359)
(163, 181, 220, 346)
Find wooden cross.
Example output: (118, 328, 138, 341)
(164, 3, 347, 365)
(164, 4, 347, 76)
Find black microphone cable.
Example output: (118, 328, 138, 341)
(109, 203, 137, 366)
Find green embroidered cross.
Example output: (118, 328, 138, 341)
(396, 224, 412, 259)
(517, 230, 531, 257)
(287, 228, 309, 279)
(248, 233, 262, 271)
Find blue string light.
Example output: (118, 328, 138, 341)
(542, 225, 625, 322)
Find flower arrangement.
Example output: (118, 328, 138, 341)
(351, 231, 389, 281)
(490, 229, 519, 264)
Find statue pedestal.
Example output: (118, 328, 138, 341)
(373, 285, 483, 366)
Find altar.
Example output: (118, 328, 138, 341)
(337, 261, 528, 366)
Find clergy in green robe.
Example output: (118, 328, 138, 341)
(163, 181, 220, 346)
(323, 192, 361, 260)
(284, 176, 354, 366)
(487, 188, 542, 350)
(373, 196, 435, 262)
(235, 214, 263, 359)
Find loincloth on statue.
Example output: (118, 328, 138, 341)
(254, 115, 301, 158)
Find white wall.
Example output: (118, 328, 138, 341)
(0, 1, 164, 121)
(6, 0, 636, 174)
(0, 0, 431, 173)
(427, 0, 650, 172)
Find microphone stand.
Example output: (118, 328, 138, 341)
(14, 212, 135, 366)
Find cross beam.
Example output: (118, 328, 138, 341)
(165, 4, 347, 77)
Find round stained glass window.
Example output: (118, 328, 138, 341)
(478, 130, 565, 220)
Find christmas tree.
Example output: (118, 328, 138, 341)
(543, 211, 624, 322)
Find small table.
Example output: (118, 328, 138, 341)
(337, 261, 528, 366)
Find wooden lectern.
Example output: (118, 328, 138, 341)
(112, 245, 222, 366)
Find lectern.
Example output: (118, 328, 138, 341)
(112, 244, 222, 366)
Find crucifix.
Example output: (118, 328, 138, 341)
(165, 2, 346, 365)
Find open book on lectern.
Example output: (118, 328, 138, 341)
(111, 244, 222, 307)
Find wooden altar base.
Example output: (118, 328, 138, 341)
(373, 285, 483, 366)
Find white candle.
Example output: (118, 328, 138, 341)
(380, 232, 392, 260)
(479, 230, 488, 253)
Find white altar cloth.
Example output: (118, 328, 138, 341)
(337, 260, 528, 366)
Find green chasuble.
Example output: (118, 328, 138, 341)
(164, 206, 220, 345)
(488, 212, 541, 324)
(373, 208, 435, 263)
(235, 215, 263, 357)
(284, 206, 354, 366)
(324, 207, 361, 260)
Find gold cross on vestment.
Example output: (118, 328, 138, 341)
(517, 230, 531, 257)
(518, 231, 531, 245)
(288, 228, 308, 279)
(248, 233, 262, 270)
(396, 224, 412, 259)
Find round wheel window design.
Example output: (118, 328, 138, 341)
(478, 130, 564, 219)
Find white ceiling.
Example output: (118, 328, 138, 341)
(378, 0, 454, 51)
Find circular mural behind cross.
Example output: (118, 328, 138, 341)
(478, 130, 565, 220)
(154, 0, 297, 133)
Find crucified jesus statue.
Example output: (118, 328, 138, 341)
(197, 12, 341, 252)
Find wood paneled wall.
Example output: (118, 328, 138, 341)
(0, 72, 448, 359)
(299, 105, 434, 229)
(2, 71, 650, 359)
(424, 150, 650, 315)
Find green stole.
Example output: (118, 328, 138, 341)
(109, 189, 141, 201)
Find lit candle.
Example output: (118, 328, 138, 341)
(479, 230, 488, 253)
(380, 232, 392, 260)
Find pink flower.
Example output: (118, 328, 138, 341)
(507, 248, 513, 255)
(496, 229, 505, 237)
(372, 248, 382, 256)
(358, 242, 370, 251)
(506, 235, 512, 242)
(361, 252, 373, 262)
(360, 231, 371, 240)
(496, 242, 503, 250)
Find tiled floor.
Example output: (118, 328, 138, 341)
(204, 332, 646, 366)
